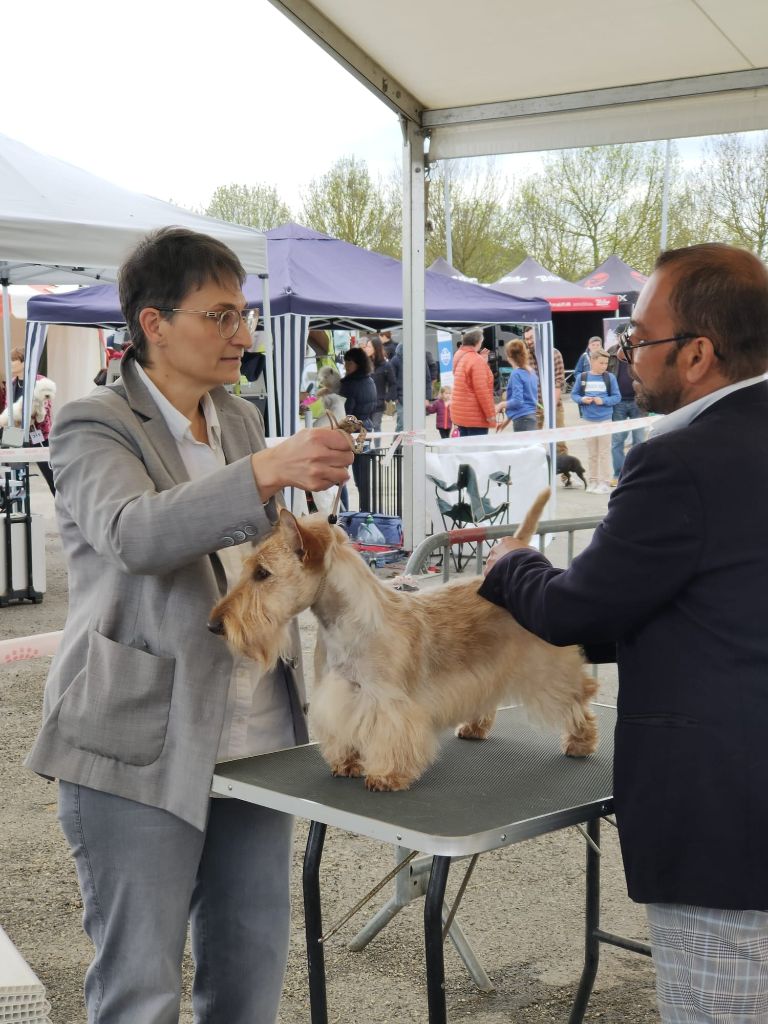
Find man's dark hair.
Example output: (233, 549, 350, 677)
(118, 227, 246, 367)
(344, 346, 373, 375)
(655, 243, 768, 382)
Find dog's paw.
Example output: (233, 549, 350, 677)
(456, 721, 492, 741)
(562, 727, 598, 758)
(364, 772, 414, 792)
(330, 756, 363, 778)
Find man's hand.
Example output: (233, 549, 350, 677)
(582, 397, 593, 405)
(251, 428, 354, 501)
(483, 537, 531, 575)
(593, 397, 604, 405)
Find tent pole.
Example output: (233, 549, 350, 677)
(259, 274, 278, 438)
(401, 119, 428, 552)
(443, 168, 453, 267)
(1, 281, 12, 418)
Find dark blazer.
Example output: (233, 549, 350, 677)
(338, 372, 377, 429)
(479, 381, 768, 909)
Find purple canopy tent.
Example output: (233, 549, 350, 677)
(427, 256, 474, 282)
(492, 257, 618, 312)
(27, 223, 550, 436)
(578, 255, 648, 314)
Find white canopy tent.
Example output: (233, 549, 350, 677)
(0, 132, 274, 434)
(266, 0, 768, 546)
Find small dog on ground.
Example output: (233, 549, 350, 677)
(0, 377, 56, 429)
(556, 453, 587, 489)
(209, 490, 598, 791)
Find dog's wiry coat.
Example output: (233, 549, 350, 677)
(211, 492, 597, 791)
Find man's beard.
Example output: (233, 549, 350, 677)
(632, 352, 684, 415)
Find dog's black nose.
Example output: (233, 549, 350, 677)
(207, 618, 225, 636)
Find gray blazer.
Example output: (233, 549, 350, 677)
(25, 354, 307, 830)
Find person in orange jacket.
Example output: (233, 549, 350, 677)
(450, 328, 496, 436)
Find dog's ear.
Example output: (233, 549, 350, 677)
(277, 509, 326, 568)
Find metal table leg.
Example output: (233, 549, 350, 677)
(568, 816, 601, 1024)
(424, 855, 451, 1024)
(303, 821, 328, 1024)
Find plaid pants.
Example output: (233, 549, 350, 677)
(647, 903, 768, 1022)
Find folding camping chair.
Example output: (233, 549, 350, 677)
(427, 464, 510, 570)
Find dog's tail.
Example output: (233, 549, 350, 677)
(513, 488, 551, 545)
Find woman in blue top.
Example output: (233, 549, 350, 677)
(570, 347, 621, 493)
(496, 339, 538, 432)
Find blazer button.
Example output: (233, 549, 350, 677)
(232, 530, 246, 543)
(221, 536, 235, 547)
(244, 526, 256, 536)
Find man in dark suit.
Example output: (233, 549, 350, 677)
(480, 243, 768, 1023)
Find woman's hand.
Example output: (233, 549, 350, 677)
(251, 429, 354, 500)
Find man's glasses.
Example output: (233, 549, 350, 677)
(618, 325, 698, 365)
(155, 307, 257, 340)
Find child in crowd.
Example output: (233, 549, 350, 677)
(496, 339, 538, 432)
(570, 347, 621, 493)
(426, 386, 452, 438)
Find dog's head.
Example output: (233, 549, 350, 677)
(33, 377, 57, 402)
(208, 510, 346, 667)
(316, 365, 341, 394)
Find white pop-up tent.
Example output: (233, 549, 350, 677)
(0, 131, 272, 431)
(265, 0, 768, 546)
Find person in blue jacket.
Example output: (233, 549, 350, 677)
(496, 338, 538, 431)
(570, 347, 620, 492)
(574, 335, 604, 377)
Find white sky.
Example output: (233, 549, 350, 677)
(0, 0, 731, 216)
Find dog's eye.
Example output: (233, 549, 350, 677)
(253, 565, 271, 581)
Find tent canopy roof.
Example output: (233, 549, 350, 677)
(268, 0, 768, 159)
(0, 132, 267, 285)
(578, 255, 648, 298)
(493, 257, 618, 312)
(28, 222, 551, 327)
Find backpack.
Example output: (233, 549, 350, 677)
(577, 371, 612, 418)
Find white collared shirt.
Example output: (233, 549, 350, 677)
(136, 364, 295, 761)
(649, 373, 768, 437)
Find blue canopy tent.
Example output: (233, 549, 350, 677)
(27, 223, 551, 438)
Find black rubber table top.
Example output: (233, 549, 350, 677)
(213, 704, 616, 856)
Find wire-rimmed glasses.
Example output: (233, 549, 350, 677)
(155, 307, 257, 340)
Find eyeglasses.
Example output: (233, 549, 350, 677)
(618, 325, 699, 365)
(155, 307, 257, 340)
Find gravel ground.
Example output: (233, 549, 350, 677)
(1, 417, 661, 1023)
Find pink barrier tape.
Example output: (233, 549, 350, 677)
(0, 631, 62, 663)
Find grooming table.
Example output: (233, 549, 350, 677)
(212, 703, 649, 1023)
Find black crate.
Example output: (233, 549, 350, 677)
(353, 446, 403, 517)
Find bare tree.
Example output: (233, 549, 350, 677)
(696, 132, 768, 258)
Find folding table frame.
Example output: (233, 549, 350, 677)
(212, 704, 650, 1023)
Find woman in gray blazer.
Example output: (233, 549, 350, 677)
(26, 228, 353, 1024)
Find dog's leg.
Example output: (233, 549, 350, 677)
(360, 701, 438, 792)
(310, 669, 364, 778)
(456, 711, 496, 741)
(561, 672, 599, 757)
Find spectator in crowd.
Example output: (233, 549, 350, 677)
(496, 338, 538, 432)
(360, 334, 395, 433)
(570, 347, 621, 493)
(450, 328, 496, 437)
(389, 342, 433, 433)
(339, 346, 377, 502)
(426, 385, 452, 438)
(25, 227, 354, 1024)
(523, 325, 568, 453)
(2, 347, 56, 494)
(608, 342, 647, 483)
(481, 242, 768, 1024)
(574, 335, 604, 377)
(378, 329, 397, 360)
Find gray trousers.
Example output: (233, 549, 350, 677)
(58, 782, 294, 1024)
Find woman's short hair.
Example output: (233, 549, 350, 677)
(118, 227, 246, 367)
(344, 346, 372, 375)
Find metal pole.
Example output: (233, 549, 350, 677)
(401, 117, 427, 552)
(303, 821, 329, 1024)
(443, 169, 453, 267)
(660, 139, 672, 251)
(2, 281, 13, 419)
(259, 274, 278, 438)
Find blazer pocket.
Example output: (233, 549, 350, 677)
(59, 631, 176, 766)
